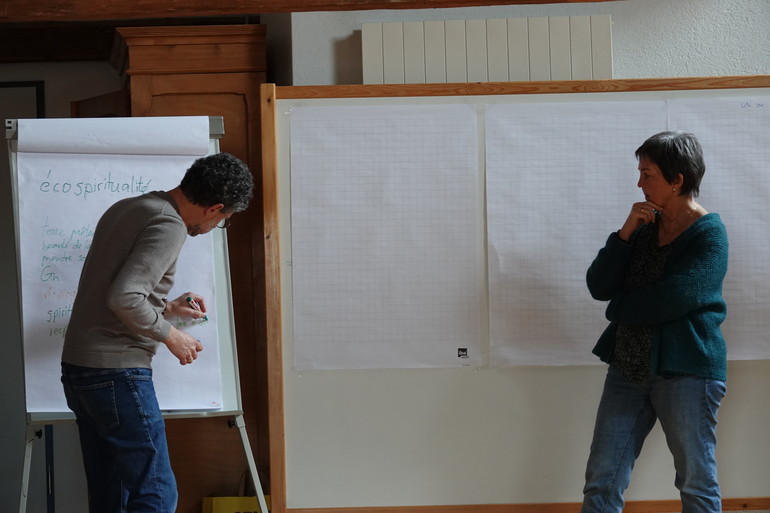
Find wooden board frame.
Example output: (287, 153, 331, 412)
(259, 75, 770, 513)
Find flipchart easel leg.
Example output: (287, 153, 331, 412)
(19, 425, 41, 513)
(232, 414, 269, 513)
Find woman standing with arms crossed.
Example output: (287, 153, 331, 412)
(581, 131, 728, 513)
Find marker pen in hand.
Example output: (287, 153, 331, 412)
(186, 297, 208, 321)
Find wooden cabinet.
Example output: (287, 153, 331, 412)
(115, 24, 269, 513)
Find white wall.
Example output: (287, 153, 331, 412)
(0, 61, 123, 513)
(272, 0, 770, 85)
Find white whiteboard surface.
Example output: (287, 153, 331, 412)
(9, 116, 242, 422)
(276, 87, 770, 508)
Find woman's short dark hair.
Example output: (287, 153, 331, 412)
(635, 131, 705, 198)
(180, 152, 254, 212)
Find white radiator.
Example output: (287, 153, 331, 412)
(362, 15, 613, 84)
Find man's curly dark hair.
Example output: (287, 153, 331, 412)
(180, 152, 254, 213)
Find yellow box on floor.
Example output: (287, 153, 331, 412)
(202, 496, 269, 513)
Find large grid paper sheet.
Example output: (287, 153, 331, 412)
(289, 104, 485, 369)
(486, 100, 667, 366)
(487, 95, 770, 366)
(667, 96, 770, 360)
(16, 117, 224, 412)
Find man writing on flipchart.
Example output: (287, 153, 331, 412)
(60, 152, 253, 513)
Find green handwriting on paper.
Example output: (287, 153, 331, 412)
(46, 304, 72, 338)
(39, 169, 152, 200)
(38, 218, 94, 282)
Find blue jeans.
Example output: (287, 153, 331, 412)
(581, 366, 726, 513)
(61, 363, 178, 513)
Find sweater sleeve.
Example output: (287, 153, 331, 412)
(605, 217, 728, 325)
(106, 215, 187, 341)
(586, 231, 634, 301)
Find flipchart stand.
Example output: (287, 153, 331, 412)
(19, 414, 269, 513)
(9, 117, 268, 513)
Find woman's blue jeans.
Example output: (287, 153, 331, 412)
(581, 366, 726, 513)
(61, 363, 178, 513)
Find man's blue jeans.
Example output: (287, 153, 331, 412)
(581, 366, 726, 513)
(61, 363, 178, 513)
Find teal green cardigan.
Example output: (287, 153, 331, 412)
(587, 213, 729, 381)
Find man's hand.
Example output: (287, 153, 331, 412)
(163, 292, 207, 319)
(163, 326, 203, 365)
